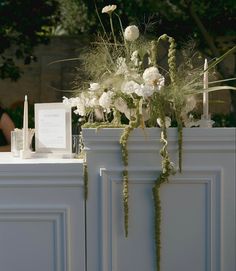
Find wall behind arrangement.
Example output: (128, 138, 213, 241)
(0, 36, 88, 108)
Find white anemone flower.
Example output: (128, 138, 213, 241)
(124, 25, 139, 41)
(102, 5, 117, 14)
(143, 66, 165, 90)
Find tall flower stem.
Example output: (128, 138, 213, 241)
(94, 2, 109, 40)
(114, 12, 130, 59)
(109, 14, 117, 49)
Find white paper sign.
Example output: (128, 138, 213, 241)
(34, 103, 72, 155)
(38, 109, 66, 148)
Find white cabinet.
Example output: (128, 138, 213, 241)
(0, 154, 85, 271)
(83, 128, 236, 271)
(1, 127, 235, 271)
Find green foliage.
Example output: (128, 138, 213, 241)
(0, 0, 59, 80)
(57, 0, 95, 34)
(59, 0, 236, 43)
(142, 0, 236, 39)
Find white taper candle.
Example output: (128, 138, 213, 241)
(23, 95, 29, 151)
(203, 58, 209, 118)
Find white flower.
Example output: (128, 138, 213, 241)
(143, 66, 165, 90)
(157, 117, 172, 128)
(89, 82, 100, 91)
(102, 5, 117, 14)
(62, 96, 70, 105)
(89, 97, 99, 107)
(135, 84, 154, 98)
(74, 97, 86, 115)
(74, 105, 85, 116)
(62, 96, 81, 107)
(99, 91, 114, 109)
(121, 80, 140, 94)
(124, 25, 139, 41)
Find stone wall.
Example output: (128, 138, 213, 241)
(0, 36, 88, 108)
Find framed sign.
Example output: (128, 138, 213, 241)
(34, 103, 72, 155)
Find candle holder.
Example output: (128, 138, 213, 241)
(199, 114, 214, 128)
(11, 128, 35, 157)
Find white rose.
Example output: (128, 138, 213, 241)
(143, 66, 165, 89)
(157, 117, 171, 128)
(124, 25, 139, 42)
(99, 91, 114, 109)
(89, 82, 100, 91)
(102, 5, 117, 14)
(121, 80, 140, 94)
(135, 84, 154, 98)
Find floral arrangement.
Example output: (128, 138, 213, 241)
(63, 4, 236, 271)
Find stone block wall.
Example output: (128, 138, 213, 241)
(0, 36, 88, 108)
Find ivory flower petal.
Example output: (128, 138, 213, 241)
(102, 5, 117, 14)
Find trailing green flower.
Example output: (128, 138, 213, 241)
(120, 101, 142, 237)
(152, 123, 175, 271)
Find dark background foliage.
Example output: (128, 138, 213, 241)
(0, 0, 59, 80)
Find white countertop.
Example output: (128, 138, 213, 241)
(0, 152, 83, 164)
